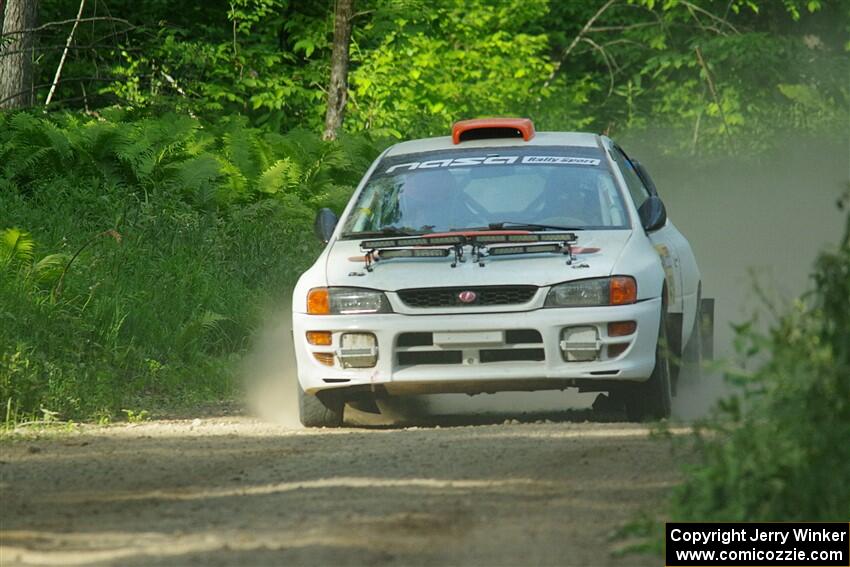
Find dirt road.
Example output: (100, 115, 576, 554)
(1, 415, 687, 566)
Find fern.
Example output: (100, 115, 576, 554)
(0, 115, 74, 181)
(175, 310, 229, 353)
(0, 230, 68, 290)
(216, 158, 249, 200)
(0, 110, 376, 209)
(110, 115, 200, 184)
(41, 121, 73, 164)
(257, 158, 301, 194)
(0, 228, 35, 270)
(71, 121, 132, 184)
(168, 153, 222, 188)
(31, 254, 70, 285)
(221, 118, 265, 182)
(338, 131, 383, 175)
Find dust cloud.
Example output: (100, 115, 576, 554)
(670, 362, 724, 421)
(240, 300, 301, 427)
(643, 133, 849, 420)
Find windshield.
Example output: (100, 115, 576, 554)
(340, 146, 630, 237)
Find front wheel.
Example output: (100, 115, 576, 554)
(298, 384, 344, 428)
(623, 302, 673, 421)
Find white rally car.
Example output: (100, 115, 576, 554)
(292, 118, 709, 427)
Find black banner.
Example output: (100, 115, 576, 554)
(666, 523, 850, 566)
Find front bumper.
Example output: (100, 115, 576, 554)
(292, 298, 661, 395)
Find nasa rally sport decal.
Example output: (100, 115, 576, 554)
(385, 155, 601, 173)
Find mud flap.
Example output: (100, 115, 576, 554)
(666, 312, 683, 395)
(346, 393, 382, 414)
(700, 298, 715, 360)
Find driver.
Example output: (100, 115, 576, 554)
(399, 169, 460, 231)
(535, 169, 603, 226)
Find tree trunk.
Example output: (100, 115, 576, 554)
(322, 0, 353, 141)
(0, 0, 38, 109)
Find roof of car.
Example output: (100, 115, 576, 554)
(385, 131, 601, 157)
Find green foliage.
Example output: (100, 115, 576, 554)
(540, 1, 849, 154)
(346, 0, 554, 137)
(93, 0, 333, 128)
(30, 0, 849, 154)
(121, 408, 150, 423)
(671, 198, 850, 520)
(1, 228, 36, 269)
(0, 111, 381, 419)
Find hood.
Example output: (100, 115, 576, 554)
(324, 231, 632, 290)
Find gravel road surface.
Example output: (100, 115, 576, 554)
(1, 414, 687, 566)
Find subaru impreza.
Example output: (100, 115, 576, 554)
(292, 118, 709, 426)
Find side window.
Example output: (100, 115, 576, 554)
(611, 146, 649, 209)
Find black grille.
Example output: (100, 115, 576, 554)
(397, 333, 433, 347)
(480, 348, 545, 363)
(397, 286, 537, 308)
(397, 350, 462, 366)
(398, 329, 541, 346)
(505, 329, 543, 344)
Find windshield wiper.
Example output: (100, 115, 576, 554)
(486, 221, 583, 231)
(342, 226, 420, 239)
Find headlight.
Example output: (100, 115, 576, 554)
(544, 276, 637, 307)
(307, 287, 393, 315)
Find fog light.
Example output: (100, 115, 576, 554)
(306, 331, 332, 346)
(559, 326, 600, 362)
(607, 343, 629, 358)
(608, 321, 636, 337)
(313, 352, 335, 366)
(338, 333, 378, 368)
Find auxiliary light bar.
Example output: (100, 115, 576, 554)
(487, 243, 563, 256)
(360, 232, 576, 250)
(360, 235, 466, 250)
(471, 232, 577, 244)
(377, 248, 451, 260)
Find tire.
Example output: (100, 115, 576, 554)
(298, 383, 344, 428)
(624, 298, 673, 422)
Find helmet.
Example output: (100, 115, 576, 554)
(400, 169, 458, 230)
(538, 169, 602, 225)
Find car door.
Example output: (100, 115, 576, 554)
(609, 144, 685, 315)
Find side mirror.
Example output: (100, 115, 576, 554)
(638, 196, 667, 232)
(314, 208, 338, 243)
(633, 160, 659, 196)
